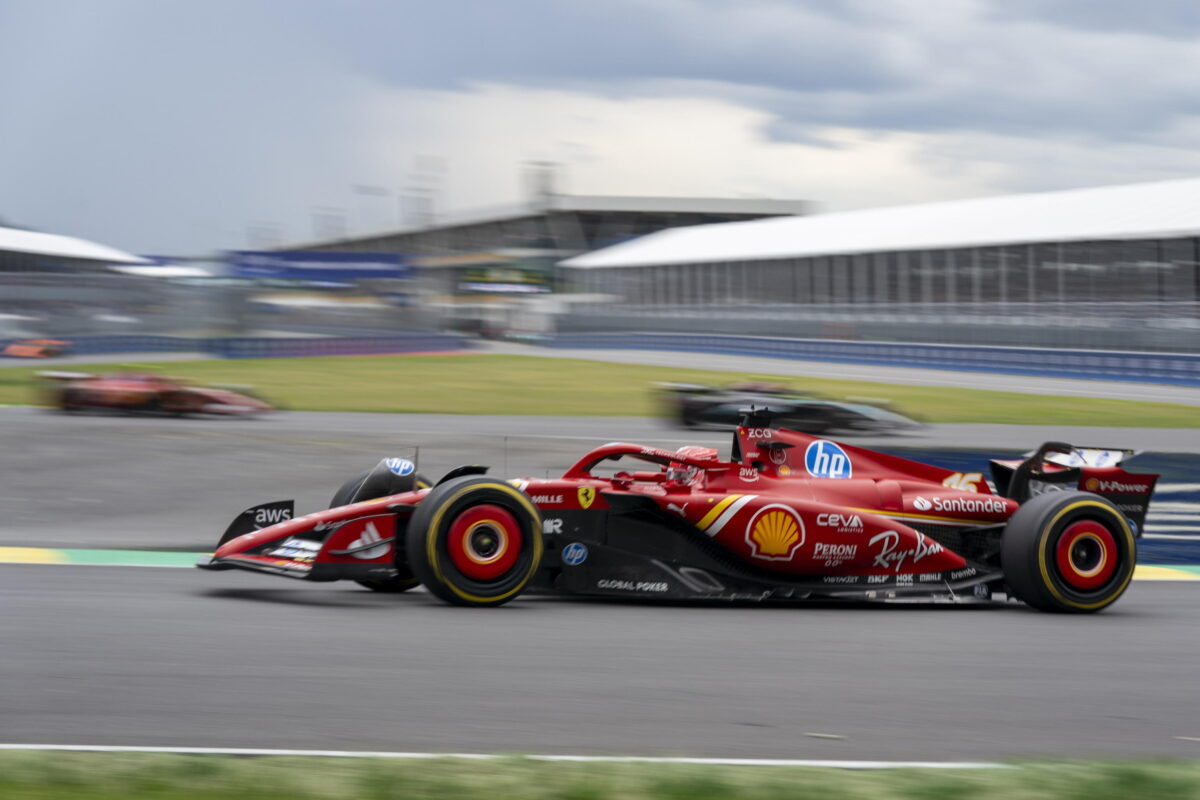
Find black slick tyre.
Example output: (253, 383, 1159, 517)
(405, 476, 543, 607)
(1001, 491, 1136, 613)
(328, 459, 429, 593)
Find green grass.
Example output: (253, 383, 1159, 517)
(2, 752, 1200, 800)
(3, 353, 1197, 426)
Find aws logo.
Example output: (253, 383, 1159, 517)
(746, 504, 805, 561)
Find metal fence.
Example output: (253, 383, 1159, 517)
(0, 332, 470, 359)
(557, 301, 1200, 353)
(549, 331, 1200, 386)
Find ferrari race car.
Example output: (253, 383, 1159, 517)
(38, 370, 273, 416)
(3, 338, 72, 358)
(199, 415, 1158, 613)
(659, 381, 921, 433)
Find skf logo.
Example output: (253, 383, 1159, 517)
(577, 486, 596, 509)
(746, 504, 805, 561)
(804, 440, 852, 479)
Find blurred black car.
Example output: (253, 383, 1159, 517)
(658, 381, 922, 434)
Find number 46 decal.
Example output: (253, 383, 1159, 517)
(942, 472, 983, 492)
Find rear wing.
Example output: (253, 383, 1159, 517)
(991, 442, 1157, 536)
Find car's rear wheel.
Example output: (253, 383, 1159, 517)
(328, 460, 429, 593)
(405, 476, 543, 607)
(1001, 491, 1136, 613)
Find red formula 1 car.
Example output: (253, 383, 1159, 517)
(3, 338, 73, 358)
(39, 371, 273, 416)
(199, 416, 1157, 613)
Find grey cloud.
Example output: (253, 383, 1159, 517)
(988, 0, 1200, 39)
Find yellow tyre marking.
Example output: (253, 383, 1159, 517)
(698, 495, 741, 531)
(426, 483, 543, 605)
(1037, 500, 1135, 610)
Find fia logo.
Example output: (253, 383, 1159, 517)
(385, 458, 415, 477)
(804, 440, 852, 479)
(562, 542, 589, 566)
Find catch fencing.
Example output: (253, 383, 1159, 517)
(549, 332, 1200, 386)
(0, 332, 470, 359)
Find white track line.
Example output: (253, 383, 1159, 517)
(0, 743, 1004, 769)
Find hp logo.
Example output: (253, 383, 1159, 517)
(385, 458, 415, 476)
(804, 440, 853, 479)
(562, 542, 589, 566)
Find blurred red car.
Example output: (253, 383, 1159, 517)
(39, 370, 273, 416)
(3, 338, 72, 358)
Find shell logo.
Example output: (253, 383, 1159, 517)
(1085, 477, 1100, 492)
(746, 504, 805, 561)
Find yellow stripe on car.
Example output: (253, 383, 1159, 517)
(698, 495, 741, 531)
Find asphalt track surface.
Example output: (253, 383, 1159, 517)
(2, 407, 1200, 760)
(3, 565, 1200, 760)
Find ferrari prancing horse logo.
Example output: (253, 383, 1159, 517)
(578, 487, 596, 509)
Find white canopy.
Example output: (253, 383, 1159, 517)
(0, 225, 150, 265)
(563, 177, 1200, 269)
(111, 264, 212, 278)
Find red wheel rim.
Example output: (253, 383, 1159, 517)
(446, 504, 523, 581)
(1055, 520, 1118, 590)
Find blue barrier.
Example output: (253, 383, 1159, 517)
(549, 332, 1200, 386)
(0, 333, 471, 360)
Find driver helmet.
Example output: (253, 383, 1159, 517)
(666, 445, 719, 484)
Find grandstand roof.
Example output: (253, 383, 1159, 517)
(0, 225, 150, 265)
(561, 177, 1200, 269)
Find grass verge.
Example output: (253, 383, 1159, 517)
(1, 353, 1196, 426)
(3, 752, 1200, 800)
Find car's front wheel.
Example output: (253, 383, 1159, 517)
(1001, 491, 1136, 613)
(405, 476, 543, 607)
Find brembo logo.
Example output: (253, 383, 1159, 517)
(1084, 477, 1149, 494)
(913, 496, 1006, 514)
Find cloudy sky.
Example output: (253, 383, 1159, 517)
(2, 0, 1199, 255)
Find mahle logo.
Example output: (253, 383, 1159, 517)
(804, 440, 852, 479)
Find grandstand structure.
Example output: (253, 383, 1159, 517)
(560, 178, 1200, 352)
(0, 224, 209, 337)
(285, 193, 811, 335)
